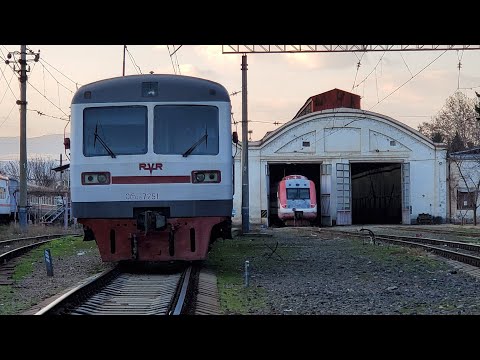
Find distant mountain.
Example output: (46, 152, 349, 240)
(0, 134, 68, 161)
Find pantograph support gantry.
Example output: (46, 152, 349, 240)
(222, 45, 480, 54)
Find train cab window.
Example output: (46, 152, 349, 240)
(286, 188, 310, 200)
(153, 105, 219, 155)
(83, 106, 148, 157)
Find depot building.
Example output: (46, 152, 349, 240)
(232, 88, 447, 227)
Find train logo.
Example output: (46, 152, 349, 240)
(139, 163, 163, 174)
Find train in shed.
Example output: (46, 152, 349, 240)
(277, 175, 317, 226)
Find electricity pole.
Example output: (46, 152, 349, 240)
(241, 54, 249, 233)
(5, 46, 40, 231)
(18, 45, 28, 231)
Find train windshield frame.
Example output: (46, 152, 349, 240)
(83, 106, 148, 157)
(286, 188, 310, 200)
(153, 105, 219, 156)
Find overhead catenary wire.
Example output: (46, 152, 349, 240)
(369, 50, 448, 110)
(0, 62, 18, 101)
(38, 58, 80, 89)
(353, 51, 387, 91)
(0, 64, 15, 105)
(39, 63, 75, 94)
(125, 47, 142, 74)
(351, 51, 367, 91)
(0, 102, 18, 128)
(27, 79, 70, 118)
(457, 49, 465, 90)
(167, 45, 178, 74)
(27, 108, 69, 121)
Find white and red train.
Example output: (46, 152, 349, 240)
(277, 175, 317, 225)
(0, 175, 11, 224)
(68, 74, 235, 262)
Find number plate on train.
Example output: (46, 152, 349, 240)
(125, 193, 161, 200)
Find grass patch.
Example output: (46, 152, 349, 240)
(12, 236, 98, 282)
(0, 223, 81, 241)
(206, 237, 276, 314)
(0, 236, 100, 315)
(0, 285, 29, 315)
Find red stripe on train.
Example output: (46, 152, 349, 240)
(111, 176, 191, 184)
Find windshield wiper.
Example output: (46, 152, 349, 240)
(182, 129, 208, 157)
(94, 124, 116, 158)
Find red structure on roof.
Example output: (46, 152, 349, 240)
(293, 88, 361, 119)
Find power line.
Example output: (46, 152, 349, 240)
(399, 52, 413, 77)
(353, 51, 387, 91)
(0, 62, 18, 101)
(167, 45, 178, 74)
(369, 50, 448, 110)
(39, 62, 75, 94)
(0, 64, 14, 105)
(125, 47, 142, 74)
(352, 51, 366, 91)
(0, 102, 18, 128)
(27, 108, 69, 121)
(27, 79, 70, 117)
(38, 58, 80, 89)
(456, 49, 465, 90)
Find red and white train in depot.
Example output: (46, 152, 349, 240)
(68, 74, 235, 262)
(277, 175, 317, 225)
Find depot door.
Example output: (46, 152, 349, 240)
(336, 163, 352, 225)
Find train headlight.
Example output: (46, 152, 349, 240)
(97, 174, 108, 184)
(192, 170, 221, 183)
(82, 172, 111, 185)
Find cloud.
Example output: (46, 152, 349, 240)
(193, 45, 240, 66)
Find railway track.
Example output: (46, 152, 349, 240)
(35, 263, 222, 315)
(321, 228, 480, 268)
(1, 233, 81, 257)
(363, 225, 480, 240)
(0, 234, 80, 285)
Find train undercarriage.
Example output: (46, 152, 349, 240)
(80, 212, 231, 262)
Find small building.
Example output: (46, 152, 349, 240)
(233, 89, 448, 227)
(448, 147, 480, 224)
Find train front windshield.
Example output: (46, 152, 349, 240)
(286, 188, 310, 200)
(82, 105, 219, 158)
(153, 105, 219, 156)
(83, 106, 148, 157)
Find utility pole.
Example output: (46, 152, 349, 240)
(123, 45, 126, 76)
(18, 45, 28, 231)
(5, 46, 40, 231)
(241, 54, 250, 233)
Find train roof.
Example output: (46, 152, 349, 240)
(72, 74, 230, 104)
(282, 175, 309, 181)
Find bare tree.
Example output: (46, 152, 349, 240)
(418, 92, 479, 151)
(28, 157, 59, 188)
(450, 155, 480, 225)
(0, 157, 58, 188)
(0, 160, 24, 180)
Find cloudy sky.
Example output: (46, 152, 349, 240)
(1, 45, 480, 141)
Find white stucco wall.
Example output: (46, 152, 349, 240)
(233, 108, 447, 226)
